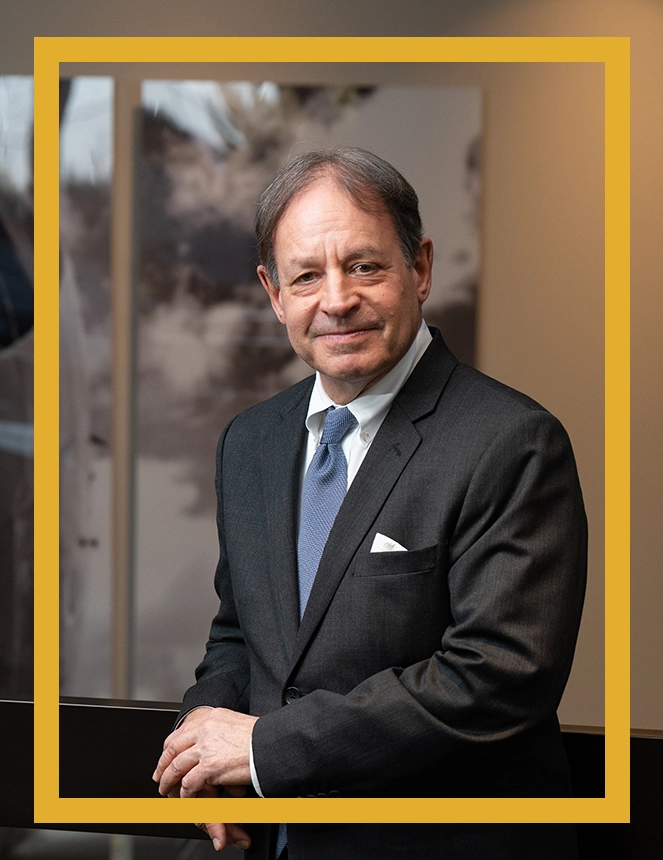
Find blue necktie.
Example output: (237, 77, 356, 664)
(275, 408, 356, 859)
(297, 406, 356, 619)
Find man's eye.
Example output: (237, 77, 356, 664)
(353, 263, 376, 274)
(296, 272, 315, 283)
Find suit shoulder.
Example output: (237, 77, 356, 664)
(448, 362, 553, 419)
(418, 363, 582, 498)
(407, 329, 561, 433)
(429, 361, 575, 453)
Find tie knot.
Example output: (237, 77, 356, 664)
(320, 406, 356, 445)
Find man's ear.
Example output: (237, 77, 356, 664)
(257, 265, 286, 325)
(413, 238, 434, 304)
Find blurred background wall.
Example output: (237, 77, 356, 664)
(0, 0, 659, 732)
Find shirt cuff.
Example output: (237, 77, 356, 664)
(249, 738, 265, 797)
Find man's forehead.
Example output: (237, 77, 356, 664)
(276, 174, 389, 231)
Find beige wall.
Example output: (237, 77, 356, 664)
(3, 0, 660, 730)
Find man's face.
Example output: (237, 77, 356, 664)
(258, 178, 433, 404)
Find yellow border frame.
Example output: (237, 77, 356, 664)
(34, 36, 630, 825)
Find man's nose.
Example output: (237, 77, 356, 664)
(319, 271, 360, 316)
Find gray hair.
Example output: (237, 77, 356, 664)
(255, 147, 424, 286)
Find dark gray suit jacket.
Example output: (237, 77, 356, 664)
(181, 329, 587, 859)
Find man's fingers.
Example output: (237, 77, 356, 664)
(196, 784, 220, 799)
(224, 784, 248, 798)
(166, 781, 182, 799)
(153, 710, 211, 781)
(179, 764, 209, 798)
(157, 749, 200, 796)
(205, 823, 227, 852)
(153, 729, 192, 782)
(225, 823, 252, 851)
(205, 822, 251, 852)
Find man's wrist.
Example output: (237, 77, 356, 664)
(175, 705, 213, 730)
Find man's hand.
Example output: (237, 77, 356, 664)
(194, 784, 252, 852)
(197, 821, 251, 853)
(152, 707, 257, 798)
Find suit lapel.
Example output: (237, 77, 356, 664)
(290, 330, 459, 668)
(262, 380, 312, 655)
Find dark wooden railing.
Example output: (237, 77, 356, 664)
(1, 699, 661, 857)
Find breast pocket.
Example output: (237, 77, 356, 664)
(347, 542, 450, 669)
(352, 543, 441, 577)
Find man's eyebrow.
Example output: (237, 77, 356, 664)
(282, 256, 319, 273)
(344, 246, 385, 261)
(283, 247, 385, 271)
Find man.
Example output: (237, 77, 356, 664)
(154, 148, 587, 859)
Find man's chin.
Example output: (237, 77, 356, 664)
(315, 358, 395, 401)
(316, 358, 379, 383)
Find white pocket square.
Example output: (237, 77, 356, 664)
(370, 532, 408, 553)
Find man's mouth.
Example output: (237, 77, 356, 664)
(313, 326, 379, 339)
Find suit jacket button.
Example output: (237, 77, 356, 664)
(284, 686, 302, 704)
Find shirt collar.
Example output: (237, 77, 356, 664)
(305, 320, 432, 440)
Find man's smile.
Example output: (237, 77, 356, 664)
(313, 327, 379, 342)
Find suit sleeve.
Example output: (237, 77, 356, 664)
(250, 408, 588, 796)
(178, 421, 252, 722)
